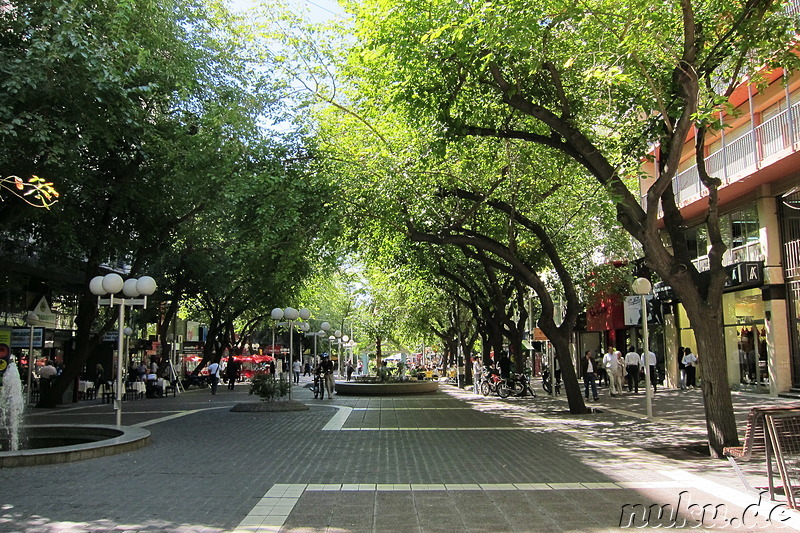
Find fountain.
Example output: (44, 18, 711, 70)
(0, 361, 24, 450)
(0, 360, 150, 467)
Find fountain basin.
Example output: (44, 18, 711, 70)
(0, 424, 150, 468)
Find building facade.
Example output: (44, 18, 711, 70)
(640, 68, 800, 395)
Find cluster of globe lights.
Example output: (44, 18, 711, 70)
(87, 272, 157, 427)
(89, 273, 157, 298)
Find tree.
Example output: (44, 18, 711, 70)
(348, 0, 799, 456)
(0, 0, 330, 405)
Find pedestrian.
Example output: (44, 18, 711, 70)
(472, 356, 482, 394)
(580, 350, 598, 401)
(268, 359, 276, 375)
(640, 348, 658, 393)
(303, 362, 311, 376)
(207, 360, 220, 395)
(596, 350, 609, 388)
(94, 363, 105, 391)
(320, 354, 335, 398)
(150, 359, 159, 376)
(225, 354, 239, 391)
(614, 350, 625, 390)
(603, 348, 622, 396)
(346, 360, 354, 381)
(624, 346, 640, 393)
(314, 357, 326, 399)
(292, 359, 301, 384)
(497, 351, 512, 380)
(678, 346, 687, 390)
(682, 347, 698, 389)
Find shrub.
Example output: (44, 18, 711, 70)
(249, 373, 290, 401)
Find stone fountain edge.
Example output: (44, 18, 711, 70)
(0, 424, 150, 468)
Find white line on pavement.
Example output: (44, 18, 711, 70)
(133, 406, 229, 428)
(304, 403, 353, 430)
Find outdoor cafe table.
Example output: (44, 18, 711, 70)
(78, 380, 95, 400)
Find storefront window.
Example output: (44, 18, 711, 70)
(723, 288, 767, 388)
(686, 225, 708, 260)
(678, 288, 767, 390)
(729, 206, 760, 249)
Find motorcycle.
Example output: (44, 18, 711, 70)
(480, 368, 510, 398)
(507, 372, 536, 398)
(541, 364, 561, 395)
(181, 373, 209, 390)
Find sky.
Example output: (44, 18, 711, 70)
(227, 0, 345, 22)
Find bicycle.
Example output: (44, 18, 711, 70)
(312, 372, 326, 398)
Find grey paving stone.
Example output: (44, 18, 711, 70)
(2, 379, 798, 532)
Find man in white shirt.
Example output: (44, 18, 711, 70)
(292, 359, 301, 384)
(624, 347, 641, 393)
(580, 350, 598, 401)
(640, 349, 658, 393)
(682, 348, 699, 389)
(38, 360, 57, 380)
(207, 360, 220, 395)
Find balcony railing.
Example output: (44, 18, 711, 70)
(669, 98, 799, 207)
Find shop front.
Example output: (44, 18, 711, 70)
(675, 261, 769, 392)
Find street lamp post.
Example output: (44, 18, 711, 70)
(24, 311, 39, 406)
(334, 330, 342, 377)
(90, 273, 156, 427)
(632, 277, 653, 419)
(306, 321, 331, 369)
(342, 335, 350, 377)
(270, 308, 283, 371)
(271, 307, 310, 400)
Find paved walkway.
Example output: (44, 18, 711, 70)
(2, 376, 800, 532)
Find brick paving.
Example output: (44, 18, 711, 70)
(1, 376, 800, 532)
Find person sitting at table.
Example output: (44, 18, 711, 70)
(145, 371, 162, 398)
(137, 361, 148, 381)
(127, 362, 138, 383)
(38, 360, 57, 397)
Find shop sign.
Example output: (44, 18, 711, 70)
(11, 327, 44, 348)
(653, 282, 675, 301)
(624, 295, 663, 326)
(186, 321, 200, 342)
(726, 261, 763, 289)
(0, 329, 10, 372)
(31, 296, 57, 328)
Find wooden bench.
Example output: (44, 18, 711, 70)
(723, 405, 800, 497)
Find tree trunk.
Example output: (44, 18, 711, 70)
(680, 295, 739, 456)
(550, 335, 589, 414)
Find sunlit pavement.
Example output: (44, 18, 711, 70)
(2, 375, 800, 532)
